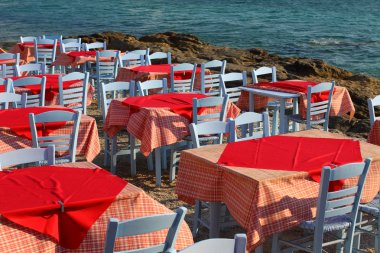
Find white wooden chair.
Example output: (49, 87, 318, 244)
(220, 72, 247, 103)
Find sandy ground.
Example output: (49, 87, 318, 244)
(86, 102, 375, 253)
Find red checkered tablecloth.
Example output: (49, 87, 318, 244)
(103, 96, 241, 156)
(368, 120, 380, 146)
(0, 162, 193, 253)
(175, 129, 380, 251)
(236, 84, 355, 120)
(9, 43, 61, 64)
(0, 107, 100, 161)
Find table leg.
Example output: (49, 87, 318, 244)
(255, 245, 264, 253)
(209, 202, 221, 238)
(249, 92, 254, 112)
(155, 148, 162, 186)
(292, 98, 299, 132)
(279, 99, 287, 134)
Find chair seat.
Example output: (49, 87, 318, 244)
(266, 100, 293, 109)
(360, 195, 380, 217)
(300, 216, 352, 232)
(287, 114, 326, 125)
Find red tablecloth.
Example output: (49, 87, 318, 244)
(0, 166, 127, 249)
(67, 51, 96, 57)
(0, 107, 75, 139)
(122, 93, 207, 121)
(18, 42, 60, 50)
(217, 136, 363, 190)
(131, 64, 201, 80)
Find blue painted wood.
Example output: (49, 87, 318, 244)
(0, 53, 20, 77)
(16, 63, 46, 76)
(200, 60, 226, 96)
(229, 112, 270, 142)
(83, 41, 107, 51)
(252, 66, 277, 83)
(220, 72, 247, 103)
(192, 95, 228, 123)
(104, 207, 187, 253)
(119, 53, 145, 67)
(42, 35, 63, 41)
(179, 234, 247, 253)
(29, 110, 81, 163)
(170, 63, 197, 92)
(147, 51, 171, 65)
(60, 38, 82, 53)
(11, 76, 46, 107)
(34, 38, 58, 74)
(0, 92, 27, 109)
(189, 121, 231, 148)
(137, 78, 167, 96)
(0, 146, 55, 170)
(20, 36, 38, 43)
(273, 158, 372, 253)
(128, 49, 150, 65)
(59, 71, 89, 114)
(368, 95, 380, 126)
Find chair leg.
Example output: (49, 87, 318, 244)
(161, 147, 168, 170)
(104, 134, 110, 167)
(169, 149, 177, 182)
(376, 215, 380, 253)
(272, 106, 279, 136)
(209, 202, 221, 238)
(129, 134, 137, 176)
(271, 233, 280, 253)
(110, 136, 117, 174)
(97, 80, 101, 109)
(147, 153, 154, 171)
(192, 200, 202, 237)
(154, 148, 161, 186)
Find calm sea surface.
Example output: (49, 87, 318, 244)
(0, 0, 379, 77)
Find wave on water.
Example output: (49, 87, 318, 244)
(309, 38, 342, 46)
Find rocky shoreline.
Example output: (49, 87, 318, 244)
(3, 31, 379, 138)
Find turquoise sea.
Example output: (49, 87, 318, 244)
(0, 0, 379, 77)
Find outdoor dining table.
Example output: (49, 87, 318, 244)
(52, 51, 99, 67)
(0, 161, 193, 253)
(103, 92, 241, 185)
(9, 42, 60, 63)
(175, 129, 380, 251)
(115, 64, 208, 90)
(236, 80, 356, 134)
(368, 119, 380, 146)
(2, 74, 95, 106)
(0, 106, 100, 161)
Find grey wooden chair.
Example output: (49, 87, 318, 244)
(229, 111, 270, 142)
(0, 146, 55, 170)
(179, 234, 247, 253)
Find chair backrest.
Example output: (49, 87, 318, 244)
(0, 53, 20, 77)
(147, 51, 172, 65)
(190, 121, 231, 148)
(42, 35, 63, 41)
(0, 92, 27, 109)
(119, 53, 145, 67)
(104, 207, 187, 253)
(192, 95, 228, 124)
(29, 110, 81, 162)
(60, 38, 82, 53)
(312, 158, 372, 253)
(20, 36, 38, 43)
(96, 50, 120, 80)
(0, 146, 55, 170)
(229, 112, 270, 142)
(220, 72, 248, 103)
(59, 72, 89, 114)
(137, 78, 168, 96)
(170, 63, 197, 93)
(306, 81, 335, 131)
(34, 38, 58, 67)
(84, 41, 107, 51)
(368, 95, 380, 126)
(252, 66, 277, 83)
(100, 81, 135, 120)
(16, 63, 46, 76)
(11, 77, 46, 107)
(179, 234, 247, 253)
(200, 60, 227, 96)
(129, 49, 150, 65)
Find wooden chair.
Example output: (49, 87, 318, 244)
(119, 52, 145, 67)
(42, 35, 63, 41)
(137, 78, 168, 96)
(20, 36, 38, 43)
(16, 63, 46, 76)
(11, 76, 46, 107)
(104, 207, 187, 253)
(0, 92, 27, 109)
(29, 110, 81, 163)
(60, 38, 82, 53)
(147, 51, 172, 65)
(0, 53, 20, 77)
(368, 95, 380, 126)
(179, 234, 247, 253)
(170, 63, 197, 92)
(33, 38, 58, 73)
(220, 72, 248, 103)
(59, 71, 89, 115)
(83, 41, 107, 51)
(286, 81, 335, 132)
(252, 66, 277, 83)
(200, 60, 226, 96)
(272, 158, 372, 253)
(229, 112, 270, 142)
(0, 146, 55, 170)
(128, 49, 150, 65)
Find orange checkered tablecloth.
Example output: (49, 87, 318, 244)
(52, 52, 96, 67)
(103, 96, 241, 156)
(0, 107, 100, 161)
(368, 120, 380, 146)
(236, 84, 356, 120)
(0, 162, 193, 253)
(175, 129, 380, 251)
(9, 43, 61, 64)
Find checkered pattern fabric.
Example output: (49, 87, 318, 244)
(175, 129, 380, 251)
(0, 162, 193, 252)
(368, 120, 380, 146)
(51, 52, 97, 67)
(0, 109, 100, 161)
(9, 43, 59, 64)
(236, 84, 355, 120)
(103, 97, 241, 156)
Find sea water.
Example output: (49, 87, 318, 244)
(0, 0, 379, 77)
